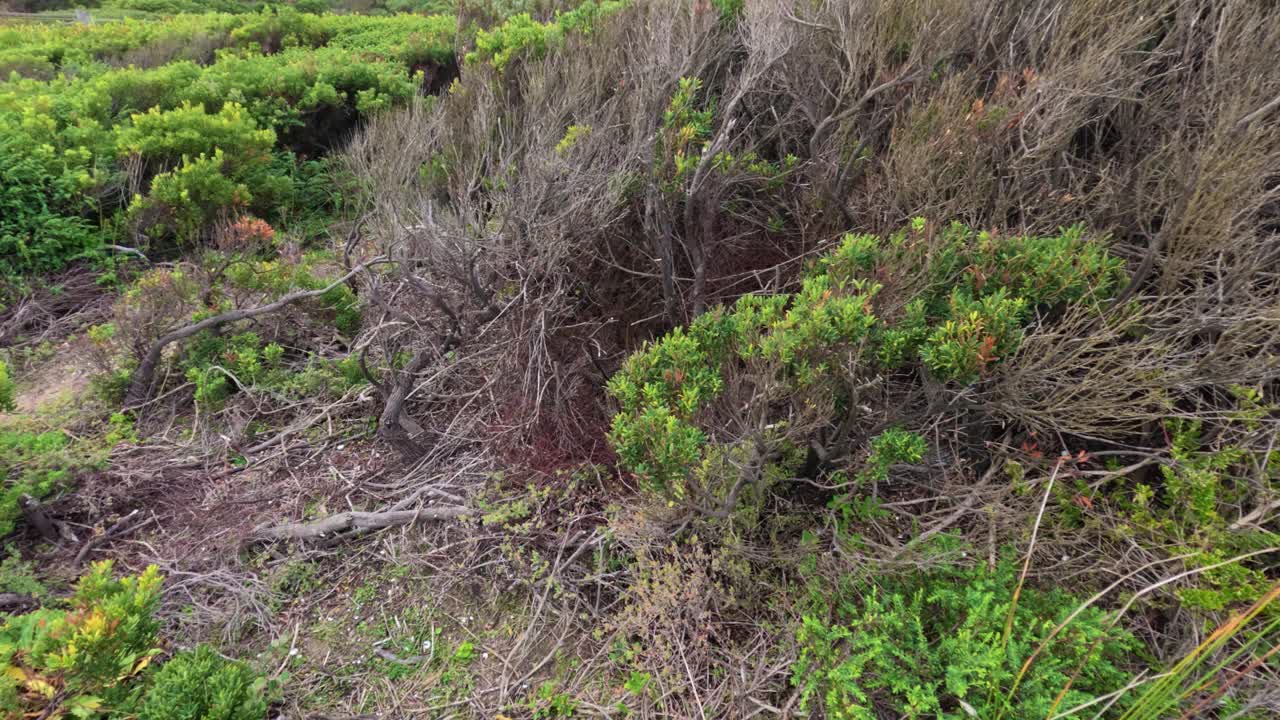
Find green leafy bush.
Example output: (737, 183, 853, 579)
(793, 558, 1140, 720)
(0, 561, 163, 716)
(0, 562, 270, 718)
(0, 429, 73, 537)
(0, 361, 15, 413)
(0, 545, 46, 599)
(0, 11, 456, 274)
(1122, 413, 1280, 613)
(116, 101, 275, 170)
(656, 76, 714, 188)
(466, 1, 626, 70)
(131, 150, 253, 243)
(0, 135, 97, 276)
(607, 221, 1124, 502)
(136, 644, 270, 720)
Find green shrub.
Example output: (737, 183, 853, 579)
(0, 361, 15, 413)
(0, 136, 97, 276)
(0, 545, 46, 599)
(466, 1, 626, 70)
(0, 412, 140, 538)
(0, 429, 73, 537)
(1123, 414, 1280, 613)
(793, 558, 1140, 720)
(0, 11, 456, 274)
(0, 562, 270, 718)
(116, 101, 276, 170)
(182, 330, 277, 407)
(607, 221, 1123, 502)
(131, 150, 252, 244)
(136, 644, 270, 720)
(0, 561, 163, 716)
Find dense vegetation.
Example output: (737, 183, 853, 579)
(1, 8, 454, 275)
(0, 562, 271, 718)
(1, 0, 1278, 718)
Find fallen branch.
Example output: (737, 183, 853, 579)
(250, 505, 471, 543)
(74, 509, 158, 566)
(124, 258, 386, 407)
(103, 244, 149, 263)
(0, 593, 38, 613)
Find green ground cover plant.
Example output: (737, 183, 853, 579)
(793, 556, 1141, 720)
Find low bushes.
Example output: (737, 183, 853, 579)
(0, 413, 135, 538)
(0, 562, 162, 715)
(135, 644, 269, 720)
(793, 556, 1140, 720)
(0, 429, 74, 538)
(97, 245, 366, 410)
(0, 361, 14, 412)
(607, 220, 1124, 503)
(0, 9, 456, 275)
(0, 561, 270, 718)
(466, 0, 626, 70)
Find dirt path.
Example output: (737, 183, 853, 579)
(0, 337, 96, 425)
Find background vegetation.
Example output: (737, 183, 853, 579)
(0, 0, 1277, 718)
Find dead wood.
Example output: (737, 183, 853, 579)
(249, 504, 471, 543)
(19, 494, 76, 545)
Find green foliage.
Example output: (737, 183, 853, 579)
(0, 561, 163, 716)
(0, 428, 72, 538)
(466, 1, 626, 70)
(1118, 582, 1280, 720)
(608, 221, 1122, 502)
(606, 322, 721, 499)
(113, 247, 368, 408)
(792, 558, 1140, 720)
(657, 76, 713, 189)
(1123, 413, 1279, 613)
(132, 150, 252, 243)
(0, 562, 270, 718)
(0, 361, 15, 413)
(117, 101, 275, 168)
(858, 427, 927, 486)
(0, 135, 97, 276)
(918, 288, 1026, 382)
(555, 123, 591, 155)
(710, 0, 744, 21)
(653, 75, 794, 198)
(0, 546, 46, 599)
(822, 221, 1125, 382)
(0, 11, 456, 274)
(529, 680, 578, 719)
(452, 641, 475, 663)
(183, 330, 278, 407)
(136, 644, 271, 720)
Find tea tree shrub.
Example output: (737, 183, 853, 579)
(0, 562, 271, 718)
(607, 221, 1124, 502)
(0, 11, 456, 275)
(136, 645, 270, 720)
